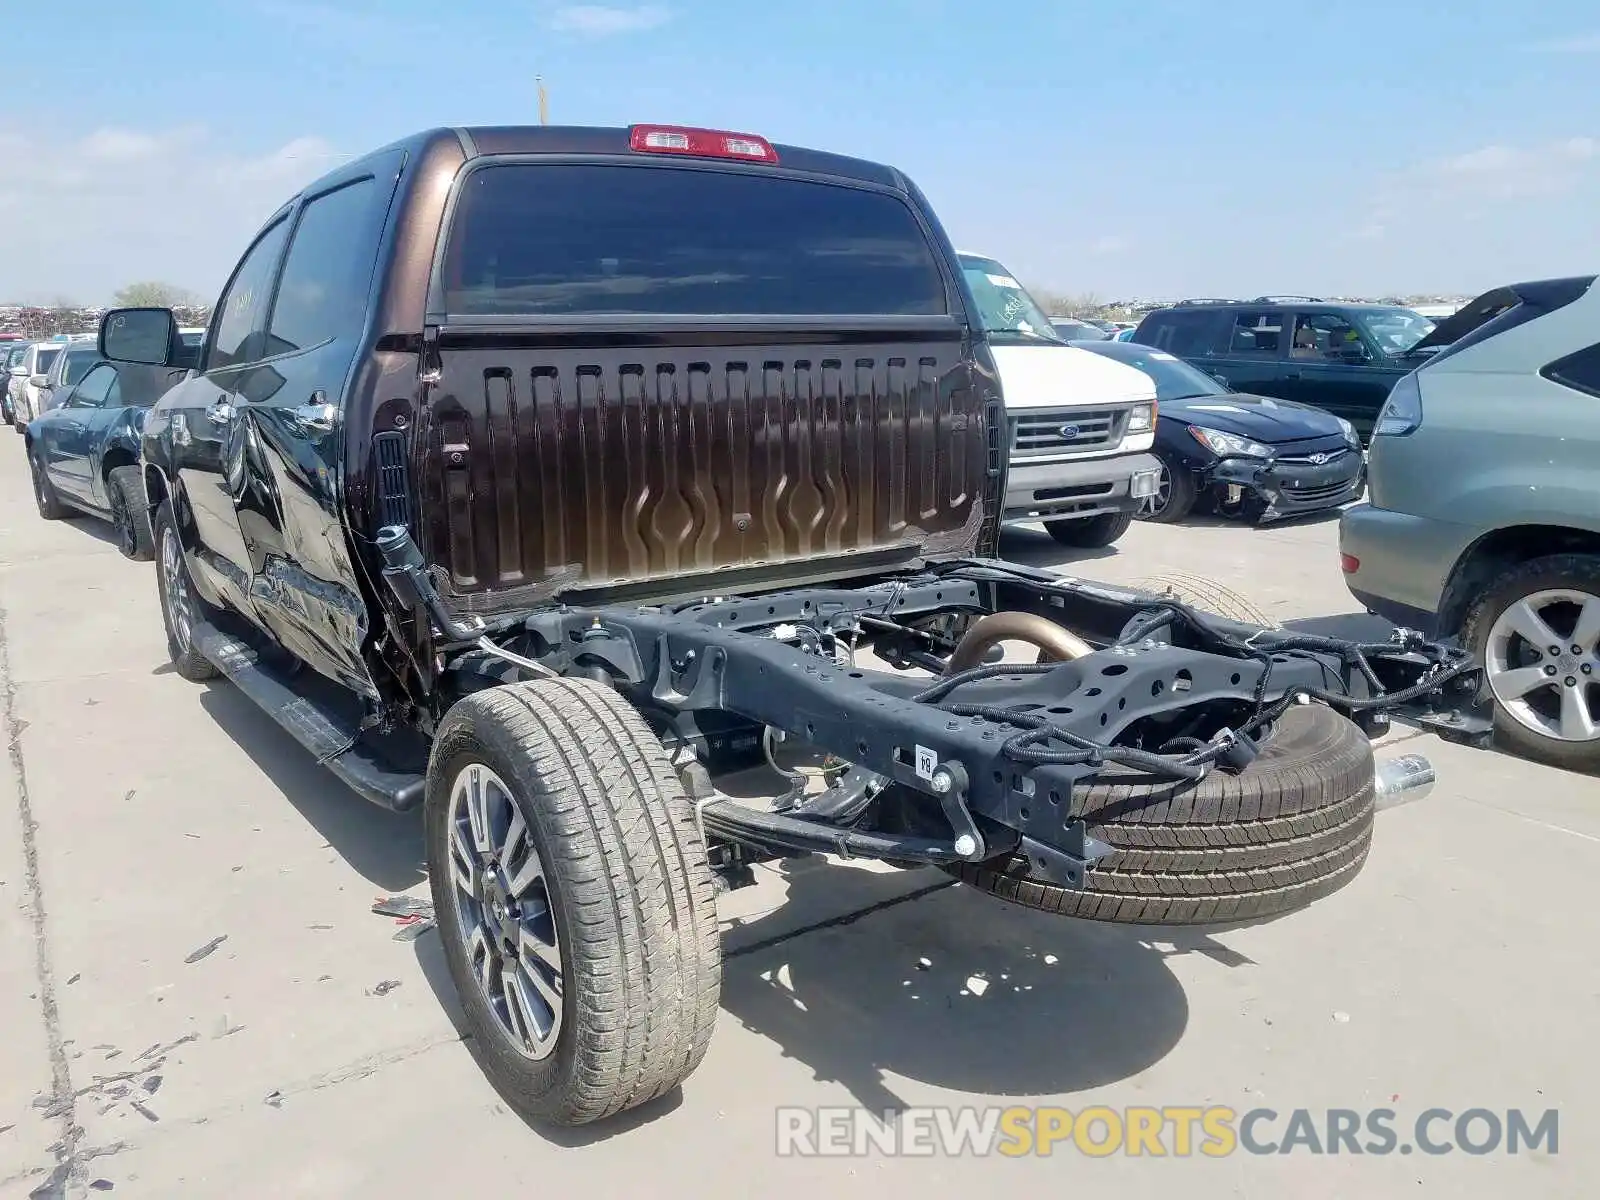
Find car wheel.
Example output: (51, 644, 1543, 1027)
(108, 466, 155, 561)
(1464, 554, 1600, 772)
(1135, 457, 1196, 524)
(153, 504, 220, 682)
(948, 704, 1375, 923)
(1045, 510, 1134, 549)
(29, 450, 68, 520)
(426, 677, 721, 1126)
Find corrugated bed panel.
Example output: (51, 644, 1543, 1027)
(421, 344, 985, 599)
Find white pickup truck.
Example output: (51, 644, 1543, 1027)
(959, 252, 1162, 548)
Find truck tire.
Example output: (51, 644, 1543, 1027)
(28, 449, 68, 520)
(425, 677, 722, 1126)
(108, 466, 154, 561)
(153, 504, 220, 682)
(947, 705, 1375, 924)
(1131, 570, 1279, 628)
(1046, 510, 1134, 549)
(1462, 553, 1600, 774)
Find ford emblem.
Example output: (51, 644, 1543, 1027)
(1058, 423, 1081, 440)
(1309, 452, 1328, 465)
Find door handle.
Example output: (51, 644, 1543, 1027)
(292, 394, 337, 433)
(1283, 370, 1302, 380)
(205, 399, 235, 425)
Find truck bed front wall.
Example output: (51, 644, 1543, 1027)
(420, 338, 990, 608)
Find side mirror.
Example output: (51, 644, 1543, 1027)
(100, 307, 177, 366)
(29, 374, 47, 388)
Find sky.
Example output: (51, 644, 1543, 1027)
(1, 0, 1597, 306)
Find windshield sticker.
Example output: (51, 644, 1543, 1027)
(986, 274, 1021, 289)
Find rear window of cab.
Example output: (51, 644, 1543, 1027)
(438, 162, 950, 318)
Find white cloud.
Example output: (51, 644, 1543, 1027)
(1363, 136, 1600, 222)
(1525, 32, 1600, 53)
(0, 125, 341, 305)
(549, 5, 671, 36)
(80, 128, 189, 164)
(1337, 135, 1600, 289)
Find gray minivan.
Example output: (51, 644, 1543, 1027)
(1339, 276, 1600, 772)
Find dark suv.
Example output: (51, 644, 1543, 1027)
(96, 125, 1474, 1129)
(1130, 297, 1441, 437)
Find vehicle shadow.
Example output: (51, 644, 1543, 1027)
(195, 683, 426, 892)
(55, 510, 123, 549)
(998, 526, 1120, 568)
(1168, 506, 1347, 532)
(409, 854, 1277, 1145)
(714, 861, 1223, 1114)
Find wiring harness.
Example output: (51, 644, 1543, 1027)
(913, 598, 1478, 785)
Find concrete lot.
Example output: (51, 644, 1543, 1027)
(0, 461, 1593, 1198)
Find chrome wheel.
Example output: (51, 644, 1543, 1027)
(446, 764, 563, 1060)
(1486, 588, 1600, 743)
(1137, 462, 1172, 518)
(159, 525, 194, 655)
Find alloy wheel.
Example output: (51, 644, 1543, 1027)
(159, 525, 195, 655)
(446, 764, 564, 1060)
(1485, 588, 1600, 743)
(111, 488, 136, 557)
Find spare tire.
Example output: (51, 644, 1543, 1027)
(947, 704, 1374, 925)
(1130, 571, 1279, 628)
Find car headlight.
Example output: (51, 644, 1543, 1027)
(1187, 425, 1273, 458)
(1126, 402, 1155, 433)
(1336, 417, 1360, 449)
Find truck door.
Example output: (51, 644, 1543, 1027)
(224, 157, 404, 695)
(167, 216, 292, 614)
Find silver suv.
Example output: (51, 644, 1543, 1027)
(1339, 275, 1600, 772)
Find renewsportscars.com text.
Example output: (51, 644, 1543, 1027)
(775, 1105, 1560, 1158)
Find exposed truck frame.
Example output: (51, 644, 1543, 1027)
(97, 122, 1488, 1130)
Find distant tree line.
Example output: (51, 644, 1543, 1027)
(0, 281, 211, 340)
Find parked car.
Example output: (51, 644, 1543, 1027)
(2, 341, 32, 424)
(1340, 274, 1600, 772)
(1048, 317, 1111, 340)
(97, 122, 1472, 1130)
(1071, 338, 1364, 524)
(1129, 296, 1441, 438)
(959, 251, 1161, 547)
(11, 341, 65, 430)
(32, 341, 104, 418)
(25, 358, 182, 558)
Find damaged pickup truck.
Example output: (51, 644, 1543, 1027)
(98, 123, 1487, 1128)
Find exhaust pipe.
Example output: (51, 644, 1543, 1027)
(1373, 752, 1435, 810)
